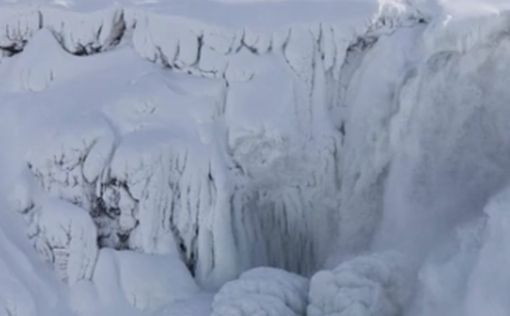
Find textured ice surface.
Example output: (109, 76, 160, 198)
(308, 252, 414, 316)
(211, 267, 308, 316)
(32, 198, 98, 284)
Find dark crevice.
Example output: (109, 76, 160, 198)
(191, 33, 204, 67)
(0, 42, 25, 56)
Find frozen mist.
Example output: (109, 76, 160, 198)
(1, 0, 510, 315)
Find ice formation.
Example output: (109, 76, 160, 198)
(211, 267, 308, 316)
(1, 0, 510, 315)
(31, 198, 98, 285)
(308, 252, 414, 316)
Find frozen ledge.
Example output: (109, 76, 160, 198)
(0, 1, 429, 82)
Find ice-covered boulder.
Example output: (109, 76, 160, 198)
(42, 7, 125, 55)
(26, 113, 115, 210)
(99, 130, 214, 254)
(29, 198, 98, 284)
(0, 7, 41, 56)
(0, 6, 125, 57)
(308, 252, 415, 316)
(211, 267, 308, 316)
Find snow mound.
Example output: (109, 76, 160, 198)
(211, 267, 308, 316)
(93, 249, 199, 313)
(308, 252, 415, 316)
(0, 276, 37, 316)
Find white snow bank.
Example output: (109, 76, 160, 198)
(93, 249, 199, 313)
(4, 28, 74, 91)
(155, 293, 212, 316)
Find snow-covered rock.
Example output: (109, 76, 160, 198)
(211, 267, 308, 316)
(42, 7, 125, 55)
(29, 198, 98, 284)
(26, 112, 115, 210)
(308, 252, 415, 316)
(0, 7, 41, 56)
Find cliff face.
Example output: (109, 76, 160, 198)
(1, 1, 510, 316)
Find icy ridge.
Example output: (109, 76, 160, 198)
(0, 2, 428, 80)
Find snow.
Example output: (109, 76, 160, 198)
(211, 267, 308, 316)
(94, 249, 199, 312)
(34, 198, 98, 284)
(1, 0, 510, 316)
(41, 6, 125, 55)
(0, 7, 40, 56)
(308, 252, 414, 316)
